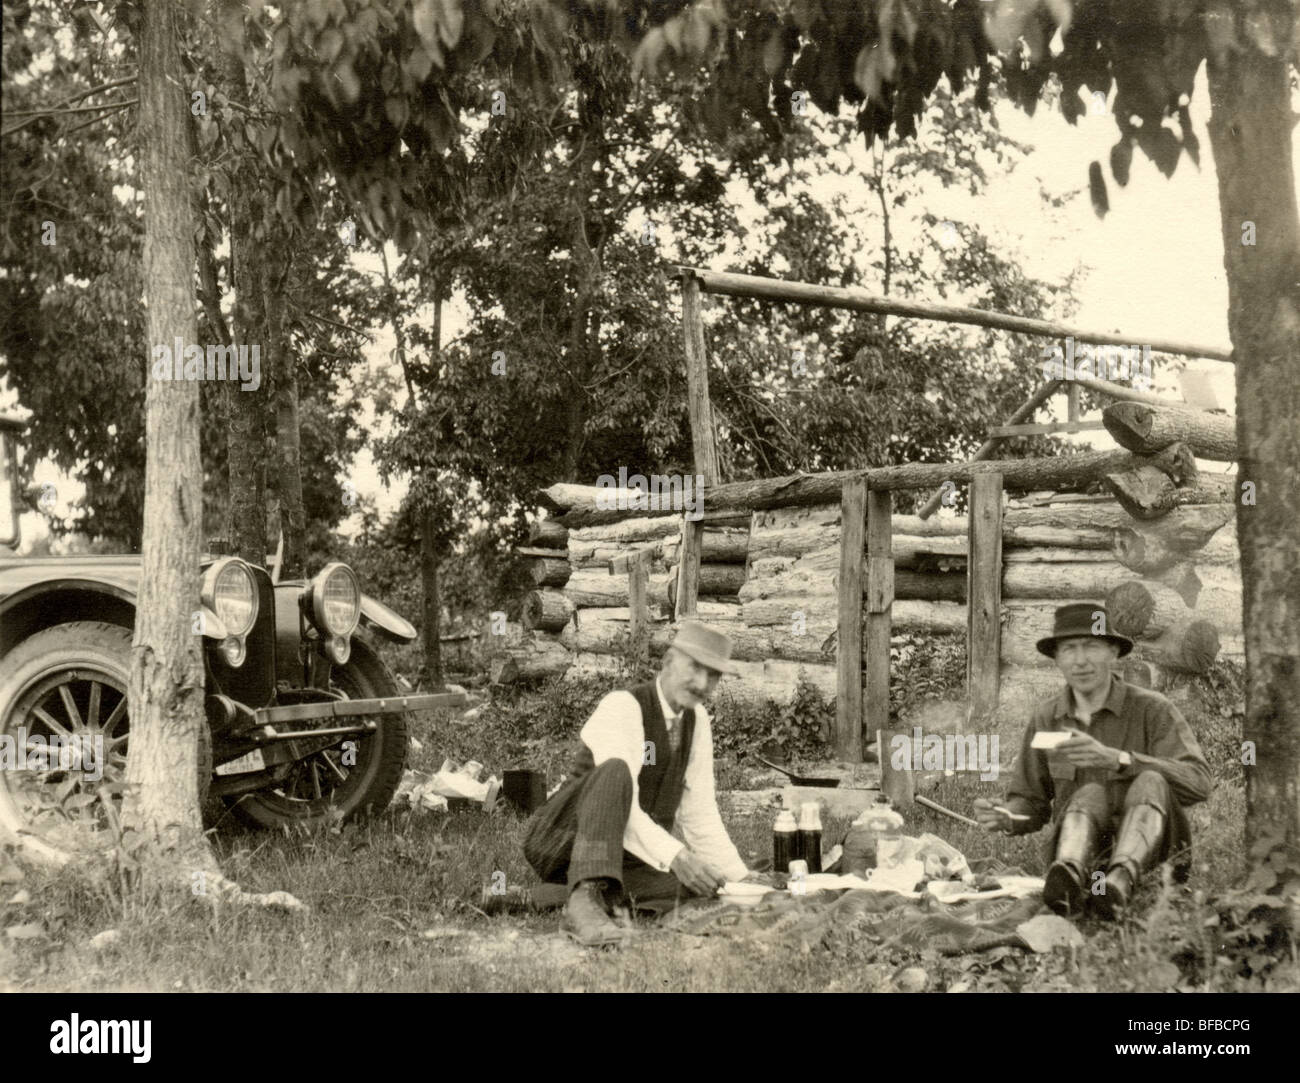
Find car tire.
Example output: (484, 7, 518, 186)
(0, 621, 133, 864)
(226, 638, 408, 830)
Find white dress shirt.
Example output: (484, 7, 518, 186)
(578, 677, 749, 881)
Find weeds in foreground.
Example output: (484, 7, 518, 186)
(4, 659, 1296, 991)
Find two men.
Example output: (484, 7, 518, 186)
(523, 622, 757, 947)
(976, 602, 1212, 919)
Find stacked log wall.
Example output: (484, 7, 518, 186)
(499, 486, 1243, 703)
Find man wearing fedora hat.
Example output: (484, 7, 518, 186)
(522, 621, 758, 946)
(975, 602, 1211, 920)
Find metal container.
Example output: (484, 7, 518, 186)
(502, 769, 546, 814)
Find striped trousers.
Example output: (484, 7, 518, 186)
(522, 759, 701, 911)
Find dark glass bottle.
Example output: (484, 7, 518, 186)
(773, 810, 799, 873)
(797, 802, 823, 874)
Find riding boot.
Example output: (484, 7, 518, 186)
(1093, 803, 1165, 921)
(1043, 809, 1100, 918)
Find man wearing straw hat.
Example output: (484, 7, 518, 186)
(975, 602, 1211, 920)
(523, 621, 758, 947)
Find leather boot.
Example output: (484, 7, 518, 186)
(1093, 803, 1165, 921)
(561, 880, 626, 948)
(1044, 809, 1100, 918)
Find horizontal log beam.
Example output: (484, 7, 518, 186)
(551, 451, 1144, 527)
(680, 267, 1233, 361)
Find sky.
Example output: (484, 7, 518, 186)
(5, 61, 1292, 552)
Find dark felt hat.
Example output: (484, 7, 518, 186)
(1035, 602, 1134, 658)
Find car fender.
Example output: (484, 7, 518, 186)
(359, 594, 418, 643)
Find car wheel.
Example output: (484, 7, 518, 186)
(0, 621, 133, 864)
(226, 639, 408, 830)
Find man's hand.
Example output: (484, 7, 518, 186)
(671, 848, 727, 895)
(1057, 729, 1122, 770)
(741, 869, 778, 887)
(973, 798, 1015, 834)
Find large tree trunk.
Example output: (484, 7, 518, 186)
(219, 0, 268, 564)
(1206, 11, 1300, 849)
(125, 0, 214, 871)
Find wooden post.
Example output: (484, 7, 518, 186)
(674, 517, 703, 621)
(865, 490, 910, 806)
(678, 272, 719, 622)
(681, 272, 720, 484)
(611, 549, 655, 638)
(1067, 382, 1081, 423)
(967, 473, 1004, 727)
(836, 478, 867, 762)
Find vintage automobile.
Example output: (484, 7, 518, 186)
(0, 413, 463, 862)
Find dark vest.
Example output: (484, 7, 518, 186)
(569, 682, 695, 830)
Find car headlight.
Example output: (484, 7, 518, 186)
(309, 562, 360, 638)
(219, 636, 246, 667)
(201, 558, 258, 639)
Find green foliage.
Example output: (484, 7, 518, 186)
(572, 0, 1297, 212)
(437, 675, 611, 777)
(711, 676, 836, 762)
(1177, 660, 1247, 786)
(0, 1, 379, 548)
(889, 632, 967, 720)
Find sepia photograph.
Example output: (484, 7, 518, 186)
(0, 0, 1296, 1032)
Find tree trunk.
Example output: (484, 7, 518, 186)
(1206, 7, 1300, 850)
(421, 510, 444, 691)
(1103, 401, 1237, 460)
(124, 0, 213, 871)
(269, 250, 305, 579)
(218, 0, 268, 565)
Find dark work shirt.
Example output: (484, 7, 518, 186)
(1003, 673, 1212, 835)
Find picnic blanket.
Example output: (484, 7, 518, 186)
(655, 861, 1068, 955)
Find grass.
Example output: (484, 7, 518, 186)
(1, 662, 1296, 992)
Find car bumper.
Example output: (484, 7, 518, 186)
(255, 691, 466, 726)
